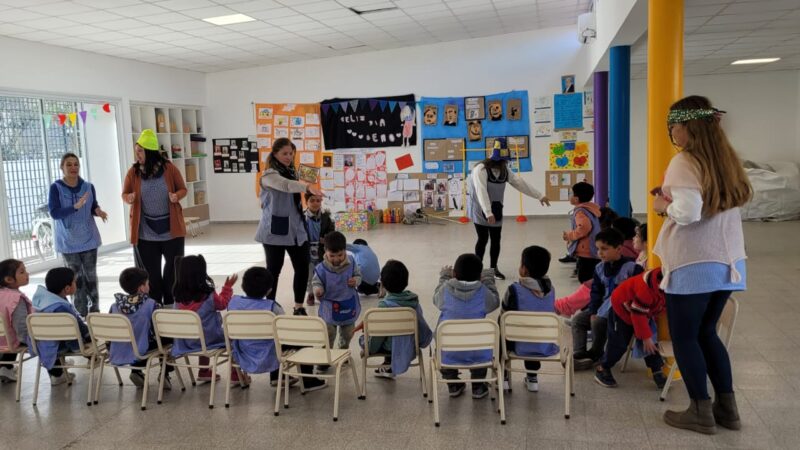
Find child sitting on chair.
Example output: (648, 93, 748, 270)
(501, 246, 559, 393)
(357, 260, 432, 379)
(434, 253, 499, 399)
(594, 268, 667, 389)
(110, 268, 172, 389)
(172, 255, 238, 384)
(0, 259, 32, 384)
(31, 267, 90, 385)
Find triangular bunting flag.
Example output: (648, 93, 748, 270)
(43, 114, 52, 128)
(321, 104, 330, 115)
(378, 100, 387, 111)
(339, 101, 349, 113)
(388, 101, 397, 112)
(79, 110, 88, 124)
(68, 112, 77, 127)
(102, 103, 111, 113)
(349, 100, 358, 112)
(57, 114, 66, 125)
(368, 99, 378, 110)
(399, 101, 406, 110)
(90, 107, 98, 120)
(331, 103, 340, 113)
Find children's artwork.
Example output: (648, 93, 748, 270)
(533, 109, 551, 123)
(443, 104, 458, 126)
(423, 104, 438, 125)
(535, 124, 552, 137)
(583, 90, 594, 117)
(434, 195, 447, 211)
(506, 98, 522, 120)
(487, 100, 503, 121)
(560, 130, 577, 141)
(258, 106, 273, 119)
(274, 127, 289, 138)
(534, 96, 552, 109)
(306, 127, 320, 138)
(561, 74, 576, 93)
(334, 212, 369, 232)
(290, 116, 305, 127)
(275, 115, 288, 126)
(464, 96, 485, 120)
(553, 93, 583, 130)
(549, 140, 591, 169)
(214, 138, 259, 174)
(423, 138, 465, 161)
(467, 120, 482, 141)
(326, 149, 388, 212)
(545, 170, 593, 201)
(320, 94, 416, 149)
(298, 165, 319, 183)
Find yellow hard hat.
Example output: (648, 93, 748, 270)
(136, 129, 159, 151)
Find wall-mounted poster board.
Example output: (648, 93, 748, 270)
(423, 138, 465, 161)
(553, 93, 584, 130)
(213, 138, 258, 174)
(545, 170, 593, 202)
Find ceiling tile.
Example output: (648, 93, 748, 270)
(106, 4, 171, 18)
(0, 9, 48, 22)
(24, 2, 94, 16)
(61, 10, 125, 24)
(153, 0, 216, 11)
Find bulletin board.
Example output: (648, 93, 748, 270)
(545, 170, 593, 202)
(418, 90, 531, 174)
(387, 172, 455, 214)
(213, 138, 259, 173)
(320, 148, 388, 212)
(320, 95, 416, 150)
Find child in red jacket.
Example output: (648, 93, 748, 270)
(594, 268, 667, 389)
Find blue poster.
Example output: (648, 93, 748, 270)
(419, 90, 531, 174)
(554, 93, 583, 130)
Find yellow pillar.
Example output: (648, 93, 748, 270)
(647, 0, 683, 345)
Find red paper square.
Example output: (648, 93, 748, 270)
(395, 153, 414, 171)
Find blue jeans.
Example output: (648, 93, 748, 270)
(666, 291, 733, 400)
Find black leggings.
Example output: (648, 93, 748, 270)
(135, 238, 185, 305)
(264, 242, 310, 307)
(474, 224, 502, 269)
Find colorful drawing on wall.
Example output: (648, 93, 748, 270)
(320, 94, 416, 149)
(418, 90, 531, 174)
(553, 93, 583, 130)
(583, 90, 594, 117)
(549, 140, 590, 170)
(325, 149, 387, 212)
(423, 104, 438, 125)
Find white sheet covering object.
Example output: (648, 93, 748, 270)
(741, 160, 800, 222)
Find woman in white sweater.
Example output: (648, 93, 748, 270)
(653, 96, 751, 435)
(467, 143, 550, 279)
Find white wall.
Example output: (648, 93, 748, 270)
(206, 26, 587, 222)
(630, 70, 800, 213)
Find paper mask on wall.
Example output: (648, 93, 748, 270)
(464, 96, 485, 120)
(488, 100, 503, 121)
(443, 104, 458, 126)
(423, 105, 438, 125)
(468, 120, 482, 141)
(507, 98, 522, 120)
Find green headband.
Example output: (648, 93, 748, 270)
(667, 108, 723, 124)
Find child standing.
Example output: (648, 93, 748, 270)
(312, 231, 362, 352)
(612, 217, 640, 259)
(304, 192, 335, 306)
(562, 182, 601, 283)
(634, 223, 648, 268)
(433, 253, 500, 399)
(359, 260, 432, 379)
(595, 268, 667, 388)
(572, 229, 643, 369)
(502, 246, 558, 393)
(109, 268, 173, 389)
(0, 259, 32, 383)
(172, 255, 238, 382)
(347, 239, 381, 296)
(30, 267, 90, 385)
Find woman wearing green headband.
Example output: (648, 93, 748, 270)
(652, 96, 751, 435)
(122, 129, 187, 306)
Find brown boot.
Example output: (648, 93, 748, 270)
(663, 399, 717, 435)
(713, 392, 742, 430)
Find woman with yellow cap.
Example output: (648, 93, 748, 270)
(122, 129, 187, 305)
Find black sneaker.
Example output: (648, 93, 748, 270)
(575, 358, 596, 371)
(559, 254, 577, 263)
(471, 383, 489, 399)
(493, 268, 506, 280)
(293, 307, 308, 316)
(653, 371, 668, 389)
(448, 383, 466, 397)
(302, 377, 327, 392)
(594, 367, 617, 388)
(129, 370, 145, 388)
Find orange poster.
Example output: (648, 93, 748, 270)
(254, 102, 322, 195)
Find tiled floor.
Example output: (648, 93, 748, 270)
(4, 218, 799, 449)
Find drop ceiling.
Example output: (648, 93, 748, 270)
(630, 0, 800, 79)
(0, 0, 592, 73)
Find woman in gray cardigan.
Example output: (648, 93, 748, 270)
(255, 138, 323, 315)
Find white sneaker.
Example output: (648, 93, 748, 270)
(0, 366, 17, 383)
(50, 371, 74, 386)
(525, 375, 539, 392)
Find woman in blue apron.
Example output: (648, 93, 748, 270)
(468, 140, 550, 280)
(255, 138, 324, 316)
(48, 153, 108, 316)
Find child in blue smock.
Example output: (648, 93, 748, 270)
(30, 267, 90, 386)
(501, 246, 558, 393)
(357, 260, 432, 379)
(433, 253, 499, 399)
(347, 239, 381, 296)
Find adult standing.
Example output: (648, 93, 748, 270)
(468, 143, 550, 279)
(255, 138, 323, 316)
(48, 153, 108, 316)
(653, 96, 751, 435)
(122, 129, 187, 305)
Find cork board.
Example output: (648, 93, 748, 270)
(545, 170, 593, 202)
